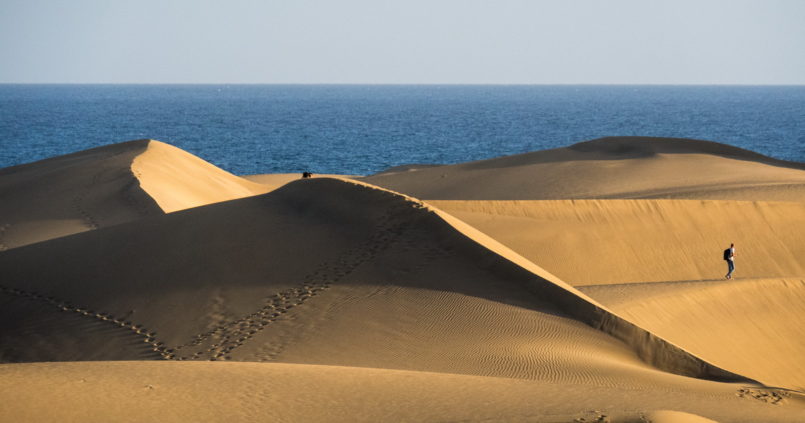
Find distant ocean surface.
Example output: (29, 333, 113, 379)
(1, 85, 803, 175)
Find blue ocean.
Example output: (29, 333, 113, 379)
(1, 85, 803, 175)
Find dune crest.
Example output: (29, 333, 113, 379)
(242, 173, 358, 193)
(568, 136, 805, 168)
(0, 139, 275, 250)
(131, 140, 270, 212)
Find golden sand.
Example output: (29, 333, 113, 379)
(1, 136, 804, 422)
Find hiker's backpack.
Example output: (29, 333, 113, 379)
(723, 248, 731, 261)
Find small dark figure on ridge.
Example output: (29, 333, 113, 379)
(302, 172, 313, 179)
(724, 243, 736, 279)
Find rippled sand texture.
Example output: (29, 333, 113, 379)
(1, 136, 804, 422)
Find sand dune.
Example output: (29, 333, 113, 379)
(427, 198, 805, 391)
(2, 177, 790, 420)
(133, 140, 270, 212)
(363, 136, 805, 201)
(0, 139, 270, 250)
(2, 138, 805, 421)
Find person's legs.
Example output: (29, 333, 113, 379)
(726, 260, 735, 279)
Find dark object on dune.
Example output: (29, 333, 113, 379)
(302, 172, 313, 179)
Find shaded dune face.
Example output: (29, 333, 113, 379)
(362, 136, 805, 201)
(0, 140, 161, 249)
(0, 178, 749, 386)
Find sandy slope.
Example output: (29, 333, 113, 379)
(2, 361, 802, 423)
(132, 141, 270, 212)
(579, 278, 805, 391)
(429, 199, 805, 285)
(0, 178, 740, 379)
(363, 136, 805, 201)
(0, 139, 270, 250)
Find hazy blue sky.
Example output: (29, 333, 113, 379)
(1, 0, 803, 84)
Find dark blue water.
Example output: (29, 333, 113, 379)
(1, 85, 803, 175)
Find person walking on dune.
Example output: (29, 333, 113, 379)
(724, 243, 736, 279)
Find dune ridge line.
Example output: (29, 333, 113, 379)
(362, 136, 805, 201)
